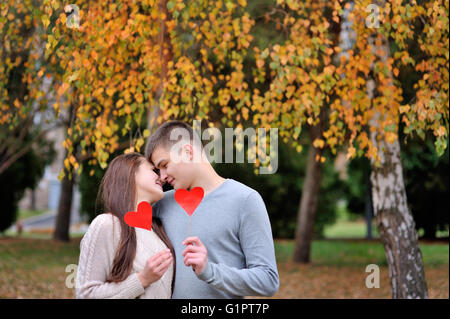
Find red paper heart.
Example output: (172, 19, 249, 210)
(174, 187, 204, 216)
(124, 201, 153, 231)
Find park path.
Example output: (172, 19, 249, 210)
(8, 209, 87, 234)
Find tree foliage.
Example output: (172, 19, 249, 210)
(0, 0, 60, 175)
(38, 0, 448, 176)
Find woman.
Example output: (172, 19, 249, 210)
(76, 153, 175, 299)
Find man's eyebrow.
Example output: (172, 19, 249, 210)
(155, 158, 166, 168)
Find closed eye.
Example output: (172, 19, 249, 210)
(156, 159, 166, 170)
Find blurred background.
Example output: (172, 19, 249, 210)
(0, 0, 448, 298)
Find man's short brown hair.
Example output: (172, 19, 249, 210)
(145, 120, 200, 162)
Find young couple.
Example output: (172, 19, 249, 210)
(75, 121, 279, 299)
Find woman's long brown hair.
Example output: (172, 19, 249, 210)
(96, 152, 175, 294)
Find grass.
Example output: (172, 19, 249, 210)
(323, 203, 449, 239)
(274, 239, 449, 267)
(3, 230, 87, 240)
(324, 219, 449, 239)
(0, 236, 81, 298)
(17, 209, 49, 220)
(0, 215, 447, 298)
(324, 220, 379, 238)
(0, 234, 448, 298)
(270, 239, 448, 299)
(0, 237, 80, 270)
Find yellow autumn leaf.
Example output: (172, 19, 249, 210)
(256, 59, 264, 68)
(399, 104, 410, 113)
(436, 126, 446, 137)
(94, 87, 104, 96)
(346, 146, 356, 160)
(64, 158, 70, 169)
(41, 15, 50, 28)
(313, 138, 325, 148)
(287, 44, 296, 53)
(385, 132, 397, 143)
(60, 13, 66, 25)
(393, 68, 399, 77)
(57, 82, 69, 97)
(324, 65, 335, 75)
(104, 126, 112, 137)
(242, 107, 249, 120)
(106, 88, 115, 97)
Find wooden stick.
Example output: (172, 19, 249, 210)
(188, 216, 191, 237)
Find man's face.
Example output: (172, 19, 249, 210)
(150, 144, 193, 190)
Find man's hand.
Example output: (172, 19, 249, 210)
(182, 236, 208, 275)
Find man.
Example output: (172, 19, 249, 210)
(145, 120, 279, 298)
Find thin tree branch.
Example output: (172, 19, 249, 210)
(0, 122, 62, 175)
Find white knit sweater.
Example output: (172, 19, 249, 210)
(75, 213, 174, 299)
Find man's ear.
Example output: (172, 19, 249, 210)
(182, 143, 194, 161)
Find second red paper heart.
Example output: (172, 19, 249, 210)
(174, 187, 204, 216)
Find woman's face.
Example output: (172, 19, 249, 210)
(135, 159, 164, 203)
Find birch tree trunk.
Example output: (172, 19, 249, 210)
(367, 32, 428, 298)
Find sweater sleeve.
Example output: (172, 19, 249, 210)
(75, 214, 145, 299)
(197, 191, 280, 297)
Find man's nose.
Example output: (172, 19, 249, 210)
(159, 169, 168, 182)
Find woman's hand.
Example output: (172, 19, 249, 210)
(138, 249, 173, 288)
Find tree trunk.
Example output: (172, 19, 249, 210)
(369, 133, 428, 298)
(367, 33, 428, 297)
(365, 170, 373, 239)
(53, 102, 77, 242)
(30, 189, 36, 211)
(146, 0, 173, 133)
(53, 166, 74, 242)
(293, 125, 323, 263)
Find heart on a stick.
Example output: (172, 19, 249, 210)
(174, 187, 204, 216)
(124, 201, 153, 231)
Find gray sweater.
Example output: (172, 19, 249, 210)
(153, 178, 279, 299)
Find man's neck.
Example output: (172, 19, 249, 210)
(190, 164, 226, 195)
